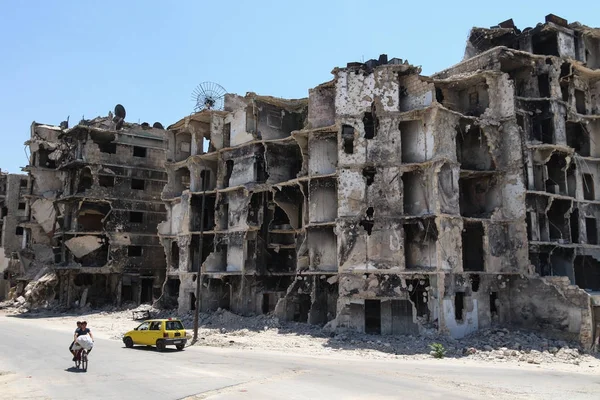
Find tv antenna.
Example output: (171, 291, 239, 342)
(191, 82, 226, 112)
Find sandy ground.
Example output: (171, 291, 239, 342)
(2, 304, 599, 373)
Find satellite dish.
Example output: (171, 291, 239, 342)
(115, 104, 126, 119)
(191, 82, 226, 112)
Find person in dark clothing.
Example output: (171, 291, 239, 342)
(70, 321, 94, 361)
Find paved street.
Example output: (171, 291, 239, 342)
(0, 314, 598, 400)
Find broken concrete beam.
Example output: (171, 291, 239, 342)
(65, 236, 103, 258)
(31, 198, 56, 234)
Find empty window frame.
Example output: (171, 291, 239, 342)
(133, 146, 147, 158)
(98, 175, 115, 187)
(131, 179, 145, 190)
(128, 246, 143, 257)
(129, 211, 144, 223)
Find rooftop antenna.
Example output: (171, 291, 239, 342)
(191, 82, 227, 112)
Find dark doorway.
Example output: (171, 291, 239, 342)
(455, 293, 465, 322)
(122, 284, 133, 302)
(574, 256, 600, 291)
(462, 222, 484, 271)
(365, 299, 381, 334)
(538, 74, 551, 97)
(141, 279, 153, 303)
(293, 294, 311, 323)
(571, 208, 580, 243)
(224, 160, 234, 187)
(587, 218, 598, 245)
(490, 292, 498, 316)
(583, 174, 595, 200)
(171, 241, 180, 269)
(77, 168, 93, 193)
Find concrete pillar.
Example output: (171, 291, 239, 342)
(380, 300, 392, 335)
(115, 275, 122, 307)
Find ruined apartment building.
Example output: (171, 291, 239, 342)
(160, 15, 600, 348)
(0, 170, 28, 300)
(22, 112, 168, 307)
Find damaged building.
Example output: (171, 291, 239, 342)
(3, 14, 597, 349)
(0, 170, 29, 300)
(159, 15, 600, 349)
(19, 109, 169, 307)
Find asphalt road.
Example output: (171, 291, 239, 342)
(0, 314, 599, 400)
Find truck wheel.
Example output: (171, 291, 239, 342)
(176, 344, 185, 351)
(156, 340, 166, 352)
(124, 337, 134, 348)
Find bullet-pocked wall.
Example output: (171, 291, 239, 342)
(153, 15, 600, 348)
(20, 113, 169, 308)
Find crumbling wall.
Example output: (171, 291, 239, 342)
(509, 276, 594, 348)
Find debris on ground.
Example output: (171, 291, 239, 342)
(2, 304, 597, 367)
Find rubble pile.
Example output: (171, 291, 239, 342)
(0, 271, 59, 311)
(115, 307, 593, 365)
(2, 302, 596, 366)
(328, 327, 588, 365)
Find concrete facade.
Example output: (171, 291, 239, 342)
(0, 171, 28, 300)
(4, 14, 599, 349)
(159, 15, 600, 349)
(18, 112, 169, 307)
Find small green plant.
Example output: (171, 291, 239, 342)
(429, 342, 446, 359)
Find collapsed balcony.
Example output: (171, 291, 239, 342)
(74, 201, 111, 232)
(245, 95, 307, 141)
(272, 185, 305, 230)
(527, 150, 576, 197)
(65, 234, 110, 268)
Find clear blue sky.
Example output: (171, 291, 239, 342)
(1, 1, 598, 173)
